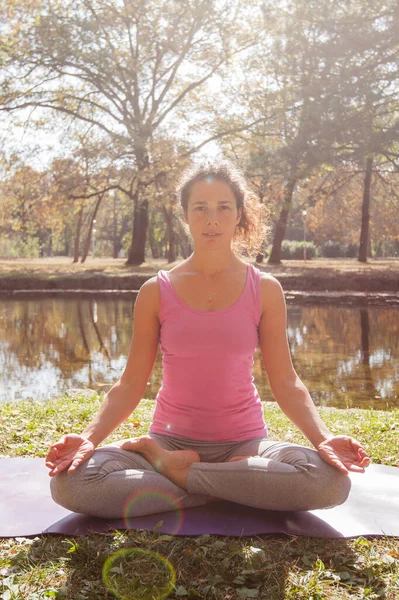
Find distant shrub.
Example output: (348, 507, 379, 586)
(280, 240, 316, 259)
(0, 236, 41, 259)
(319, 240, 359, 258)
(345, 243, 359, 258)
(16, 238, 42, 258)
(374, 240, 399, 258)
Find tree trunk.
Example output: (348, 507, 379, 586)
(112, 193, 118, 258)
(147, 216, 159, 258)
(73, 206, 84, 263)
(126, 149, 151, 266)
(127, 194, 149, 265)
(268, 178, 297, 264)
(81, 193, 104, 263)
(358, 156, 373, 263)
(167, 230, 176, 262)
(113, 214, 129, 258)
(175, 229, 192, 258)
(162, 206, 176, 263)
(111, 194, 126, 259)
(63, 223, 72, 256)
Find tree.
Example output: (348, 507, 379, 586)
(0, 0, 266, 265)
(302, 161, 399, 253)
(0, 158, 56, 256)
(216, 0, 399, 263)
(48, 131, 119, 261)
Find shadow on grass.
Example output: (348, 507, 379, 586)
(4, 530, 393, 599)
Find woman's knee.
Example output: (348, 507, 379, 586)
(49, 447, 133, 509)
(276, 444, 352, 509)
(318, 465, 352, 509)
(305, 453, 352, 509)
(49, 464, 94, 514)
(50, 470, 77, 510)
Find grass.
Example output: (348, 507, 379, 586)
(1, 394, 398, 600)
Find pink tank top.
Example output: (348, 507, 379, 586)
(148, 263, 268, 441)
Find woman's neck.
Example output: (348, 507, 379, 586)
(187, 250, 242, 276)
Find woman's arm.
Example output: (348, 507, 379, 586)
(258, 274, 333, 448)
(81, 277, 161, 447)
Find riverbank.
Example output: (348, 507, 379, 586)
(0, 394, 398, 599)
(0, 257, 398, 296)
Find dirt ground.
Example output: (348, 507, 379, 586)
(1, 256, 398, 276)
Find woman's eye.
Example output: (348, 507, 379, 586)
(194, 205, 230, 211)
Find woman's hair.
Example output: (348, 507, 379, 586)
(175, 159, 269, 258)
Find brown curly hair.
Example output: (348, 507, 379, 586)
(175, 159, 269, 258)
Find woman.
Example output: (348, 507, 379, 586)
(46, 160, 370, 519)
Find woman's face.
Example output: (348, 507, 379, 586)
(184, 179, 242, 248)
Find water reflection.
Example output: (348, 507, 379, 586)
(0, 297, 397, 409)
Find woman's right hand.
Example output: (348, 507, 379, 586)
(45, 434, 95, 477)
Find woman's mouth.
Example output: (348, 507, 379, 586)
(203, 233, 221, 238)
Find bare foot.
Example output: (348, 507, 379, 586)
(119, 435, 200, 490)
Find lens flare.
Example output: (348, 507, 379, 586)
(102, 547, 176, 600)
(123, 488, 184, 535)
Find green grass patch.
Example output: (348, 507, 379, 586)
(1, 395, 398, 466)
(0, 395, 398, 599)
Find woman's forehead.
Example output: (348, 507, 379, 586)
(189, 179, 235, 200)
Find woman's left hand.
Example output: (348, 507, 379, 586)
(317, 435, 371, 475)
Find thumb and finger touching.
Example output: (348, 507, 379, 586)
(318, 436, 370, 474)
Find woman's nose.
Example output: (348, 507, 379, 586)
(207, 210, 219, 224)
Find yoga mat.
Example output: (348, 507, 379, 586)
(1, 458, 398, 539)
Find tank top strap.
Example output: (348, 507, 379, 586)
(243, 263, 262, 324)
(157, 270, 178, 321)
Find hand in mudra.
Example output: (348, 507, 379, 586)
(317, 435, 370, 475)
(45, 434, 94, 477)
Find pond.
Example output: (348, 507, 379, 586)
(0, 297, 398, 409)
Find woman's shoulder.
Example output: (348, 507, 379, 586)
(258, 270, 281, 287)
(258, 270, 285, 312)
(138, 264, 189, 313)
(140, 274, 160, 289)
(137, 275, 161, 315)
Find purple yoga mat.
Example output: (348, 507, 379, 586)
(1, 458, 398, 538)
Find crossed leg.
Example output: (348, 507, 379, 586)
(50, 435, 351, 518)
(113, 435, 351, 512)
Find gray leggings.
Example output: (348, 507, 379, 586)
(50, 432, 351, 519)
